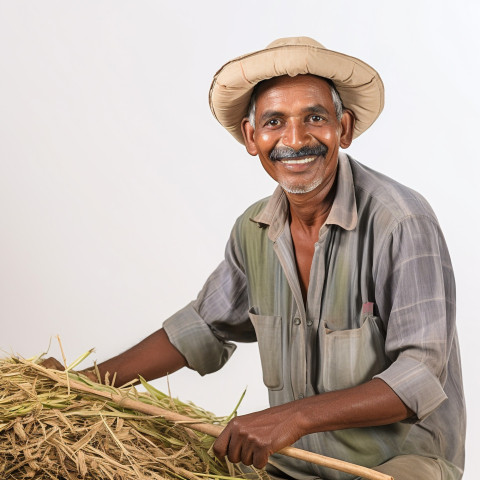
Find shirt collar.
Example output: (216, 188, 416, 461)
(250, 152, 358, 240)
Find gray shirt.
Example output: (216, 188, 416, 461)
(164, 153, 465, 480)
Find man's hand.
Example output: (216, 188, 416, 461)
(213, 379, 413, 470)
(40, 357, 97, 382)
(39, 329, 187, 387)
(213, 403, 304, 469)
(40, 357, 65, 371)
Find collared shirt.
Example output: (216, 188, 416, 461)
(164, 153, 465, 480)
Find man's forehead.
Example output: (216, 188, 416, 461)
(255, 74, 332, 99)
(254, 74, 334, 111)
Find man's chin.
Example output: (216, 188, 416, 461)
(280, 178, 323, 195)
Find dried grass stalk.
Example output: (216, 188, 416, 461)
(0, 356, 265, 480)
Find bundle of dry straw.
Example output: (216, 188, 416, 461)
(0, 355, 262, 480)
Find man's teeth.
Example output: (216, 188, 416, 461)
(280, 156, 316, 165)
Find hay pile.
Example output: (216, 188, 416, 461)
(0, 356, 262, 480)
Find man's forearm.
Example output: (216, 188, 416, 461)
(297, 378, 413, 434)
(85, 328, 187, 387)
(214, 378, 413, 469)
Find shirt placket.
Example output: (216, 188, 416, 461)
(305, 226, 331, 397)
(272, 227, 305, 400)
(272, 224, 331, 400)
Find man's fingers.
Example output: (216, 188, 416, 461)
(213, 426, 246, 465)
(252, 448, 270, 470)
(213, 412, 295, 468)
(217, 419, 246, 464)
(240, 436, 271, 468)
(213, 421, 272, 469)
(40, 358, 100, 384)
(212, 427, 230, 460)
(40, 357, 65, 371)
(224, 433, 243, 464)
(79, 368, 98, 382)
(240, 447, 254, 468)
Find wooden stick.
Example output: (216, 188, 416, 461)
(26, 361, 393, 480)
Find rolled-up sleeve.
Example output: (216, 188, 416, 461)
(163, 224, 254, 376)
(373, 215, 455, 420)
(163, 302, 238, 376)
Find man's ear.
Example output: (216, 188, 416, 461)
(241, 118, 258, 156)
(339, 109, 355, 149)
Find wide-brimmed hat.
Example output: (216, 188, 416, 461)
(209, 36, 384, 144)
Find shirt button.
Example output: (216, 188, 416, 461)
(298, 393, 304, 399)
(306, 320, 313, 327)
(293, 317, 301, 325)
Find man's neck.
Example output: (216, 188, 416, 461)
(286, 170, 337, 238)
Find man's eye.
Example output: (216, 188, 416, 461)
(266, 119, 280, 126)
(310, 115, 324, 122)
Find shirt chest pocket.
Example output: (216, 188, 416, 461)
(248, 307, 284, 391)
(318, 312, 390, 392)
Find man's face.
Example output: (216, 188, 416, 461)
(241, 74, 354, 197)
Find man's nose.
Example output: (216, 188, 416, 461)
(281, 119, 309, 149)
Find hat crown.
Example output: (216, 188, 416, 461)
(266, 36, 326, 49)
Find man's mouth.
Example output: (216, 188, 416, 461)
(279, 156, 316, 165)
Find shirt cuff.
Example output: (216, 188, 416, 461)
(163, 302, 237, 376)
(374, 355, 447, 421)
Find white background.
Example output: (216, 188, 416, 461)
(1, 1, 478, 477)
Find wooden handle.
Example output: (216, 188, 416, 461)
(27, 362, 393, 480)
(277, 446, 392, 480)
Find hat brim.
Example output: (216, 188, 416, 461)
(209, 43, 384, 144)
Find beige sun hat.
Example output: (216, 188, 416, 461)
(209, 36, 384, 144)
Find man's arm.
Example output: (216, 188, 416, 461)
(42, 328, 187, 386)
(214, 378, 413, 469)
(91, 328, 188, 385)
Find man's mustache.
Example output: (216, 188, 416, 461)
(269, 143, 328, 161)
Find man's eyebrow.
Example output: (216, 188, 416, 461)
(258, 105, 331, 124)
(302, 105, 330, 115)
(258, 110, 284, 123)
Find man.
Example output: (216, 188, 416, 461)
(44, 37, 465, 479)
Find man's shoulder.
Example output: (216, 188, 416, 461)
(234, 196, 272, 231)
(228, 196, 275, 257)
(243, 196, 272, 218)
(348, 156, 438, 224)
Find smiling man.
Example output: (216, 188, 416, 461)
(240, 74, 354, 304)
(43, 37, 466, 480)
